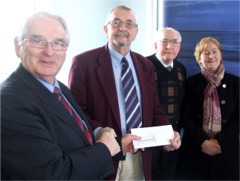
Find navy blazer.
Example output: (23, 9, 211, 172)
(1, 64, 114, 180)
(69, 44, 170, 180)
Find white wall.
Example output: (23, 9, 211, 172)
(0, 0, 158, 85)
(0, 0, 36, 83)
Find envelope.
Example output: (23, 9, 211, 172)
(131, 125, 174, 149)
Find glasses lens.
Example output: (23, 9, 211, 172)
(52, 41, 67, 51)
(24, 38, 67, 51)
(29, 38, 46, 48)
(111, 20, 120, 27)
(125, 22, 134, 29)
(160, 39, 180, 46)
(109, 20, 137, 29)
(161, 40, 168, 46)
(172, 40, 180, 46)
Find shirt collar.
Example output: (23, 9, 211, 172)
(108, 43, 131, 63)
(156, 54, 174, 68)
(34, 76, 60, 93)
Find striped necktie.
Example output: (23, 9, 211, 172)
(53, 87, 92, 144)
(121, 57, 142, 133)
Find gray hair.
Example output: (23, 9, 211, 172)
(154, 27, 182, 43)
(105, 5, 136, 25)
(15, 11, 70, 45)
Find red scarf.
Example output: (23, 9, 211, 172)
(201, 63, 225, 137)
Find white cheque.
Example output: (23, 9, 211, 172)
(131, 125, 174, 149)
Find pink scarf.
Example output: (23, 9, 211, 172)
(201, 63, 225, 137)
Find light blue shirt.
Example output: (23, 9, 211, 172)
(35, 77, 58, 93)
(108, 44, 142, 135)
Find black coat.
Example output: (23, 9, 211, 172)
(177, 72, 239, 180)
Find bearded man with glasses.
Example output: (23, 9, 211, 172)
(69, 6, 181, 181)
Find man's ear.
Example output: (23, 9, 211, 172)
(154, 42, 157, 50)
(103, 25, 109, 38)
(14, 38, 21, 57)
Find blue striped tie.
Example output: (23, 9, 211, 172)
(121, 57, 142, 133)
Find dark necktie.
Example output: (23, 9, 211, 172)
(53, 87, 92, 144)
(121, 57, 142, 133)
(166, 66, 172, 72)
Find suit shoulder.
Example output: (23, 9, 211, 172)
(74, 46, 103, 60)
(131, 51, 153, 65)
(131, 51, 145, 59)
(0, 76, 15, 94)
(187, 73, 203, 83)
(223, 72, 240, 86)
(145, 54, 156, 61)
(1, 68, 23, 94)
(224, 72, 239, 80)
(58, 81, 69, 91)
(71, 46, 107, 69)
(174, 60, 185, 68)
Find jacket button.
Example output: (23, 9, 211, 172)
(221, 100, 226, 104)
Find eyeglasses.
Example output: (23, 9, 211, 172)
(159, 39, 181, 47)
(107, 19, 138, 29)
(21, 38, 68, 51)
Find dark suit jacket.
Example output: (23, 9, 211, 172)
(1, 64, 114, 180)
(69, 44, 170, 180)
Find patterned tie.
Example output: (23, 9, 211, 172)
(121, 57, 142, 133)
(53, 87, 92, 144)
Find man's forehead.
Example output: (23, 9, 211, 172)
(110, 9, 136, 20)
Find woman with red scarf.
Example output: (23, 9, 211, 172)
(176, 37, 239, 180)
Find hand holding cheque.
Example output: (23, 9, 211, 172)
(131, 125, 181, 151)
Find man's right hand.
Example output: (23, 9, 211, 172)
(122, 133, 142, 153)
(96, 131, 120, 156)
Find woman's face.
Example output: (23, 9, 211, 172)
(199, 41, 222, 72)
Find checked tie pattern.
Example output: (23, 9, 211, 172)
(53, 87, 92, 144)
(121, 57, 142, 133)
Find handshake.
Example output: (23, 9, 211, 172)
(96, 127, 142, 156)
(96, 127, 181, 156)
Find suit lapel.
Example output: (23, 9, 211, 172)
(17, 65, 91, 145)
(96, 45, 121, 130)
